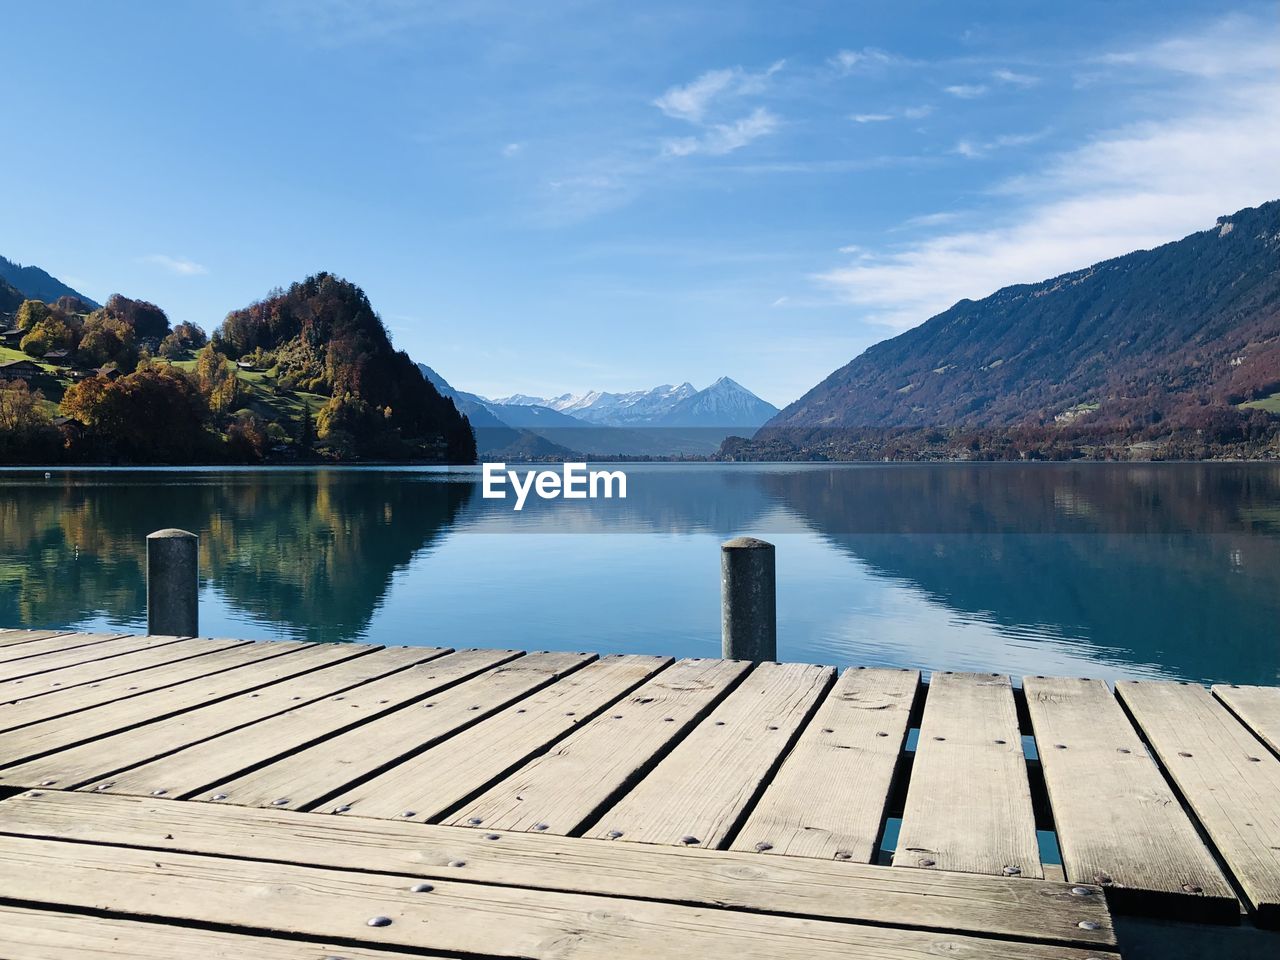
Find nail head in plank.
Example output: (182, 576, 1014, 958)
(323, 653, 671, 821)
(0, 831, 1118, 959)
(732, 666, 919, 862)
(591, 661, 833, 848)
(1117, 680, 1280, 928)
(1024, 676, 1237, 922)
(1213, 683, 1280, 759)
(0, 789, 1117, 949)
(897, 671, 1042, 878)
(446, 657, 751, 835)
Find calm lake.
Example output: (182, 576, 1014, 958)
(1, 463, 1277, 686)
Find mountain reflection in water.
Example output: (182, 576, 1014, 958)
(0, 463, 1276, 685)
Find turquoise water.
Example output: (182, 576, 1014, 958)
(1, 463, 1278, 685)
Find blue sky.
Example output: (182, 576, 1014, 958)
(3, 1, 1277, 406)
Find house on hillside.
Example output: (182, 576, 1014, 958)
(44, 349, 71, 365)
(0, 328, 21, 346)
(95, 366, 122, 381)
(0, 358, 43, 381)
(235, 359, 257, 371)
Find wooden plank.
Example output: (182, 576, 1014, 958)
(0, 644, 434, 787)
(0, 640, 344, 768)
(731, 667, 920, 862)
(0, 790, 1118, 949)
(90, 647, 524, 799)
(0, 633, 189, 685)
(0, 631, 129, 666)
(321, 653, 670, 821)
(0, 639, 302, 732)
(0, 906, 455, 960)
(196, 651, 589, 810)
(1117, 679, 1280, 928)
(0, 832, 1118, 959)
(0, 629, 73, 648)
(0, 637, 249, 706)
(1214, 683, 1280, 757)
(1024, 676, 1238, 922)
(896, 672, 1042, 878)
(445, 657, 751, 835)
(590, 661, 833, 849)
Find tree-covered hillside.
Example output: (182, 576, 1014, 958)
(214, 273, 474, 463)
(0, 273, 476, 465)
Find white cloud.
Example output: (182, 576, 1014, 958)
(816, 22, 1280, 331)
(771, 296, 789, 307)
(662, 107, 780, 157)
(829, 48, 903, 75)
(944, 83, 988, 99)
(141, 254, 208, 276)
(653, 61, 783, 123)
(502, 142, 523, 157)
(850, 104, 933, 124)
(953, 130, 1048, 159)
(992, 68, 1039, 87)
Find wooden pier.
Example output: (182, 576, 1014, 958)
(0, 628, 1277, 958)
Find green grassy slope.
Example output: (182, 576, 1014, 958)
(2, 349, 329, 427)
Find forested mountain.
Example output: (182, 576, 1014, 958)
(769, 200, 1280, 432)
(0, 277, 23, 317)
(0, 255, 98, 307)
(217, 273, 475, 462)
(734, 200, 1280, 461)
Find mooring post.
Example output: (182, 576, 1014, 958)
(721, 536, 777, 661)
(147, 528, 198, 636)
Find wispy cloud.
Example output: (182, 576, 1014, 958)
(502, 142, 523, 158)
(141, 254, 208, 276)
(654, 62, 784, 159)
(653, 61, 783, 123)
(953, 130, 1048, 159)
(816, 19, 1280, 330)
(992, 68, 1039, 87)
(663, 107, 780, 157)
(829, 48, 901, 74)
(850, 104, 933, 124)
(944, 83, 988, 99)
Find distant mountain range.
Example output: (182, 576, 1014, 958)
(419, 365, 777, 457)
(749, 199, 1280, 459)
(494, 378, 777, 429)
(0, 255, 98, 309)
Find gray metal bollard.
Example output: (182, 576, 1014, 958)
(721, 536, 776, 661)
(147, 529, 199, 636)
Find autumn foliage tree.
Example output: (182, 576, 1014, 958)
(60, 366, 215, 462)
(193, 343, 240, 414)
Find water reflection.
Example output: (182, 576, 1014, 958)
(0, 464, 1277, 683)
(0, 470, 472, 642)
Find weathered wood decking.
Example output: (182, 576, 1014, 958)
(0, 628, 1276, 958)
